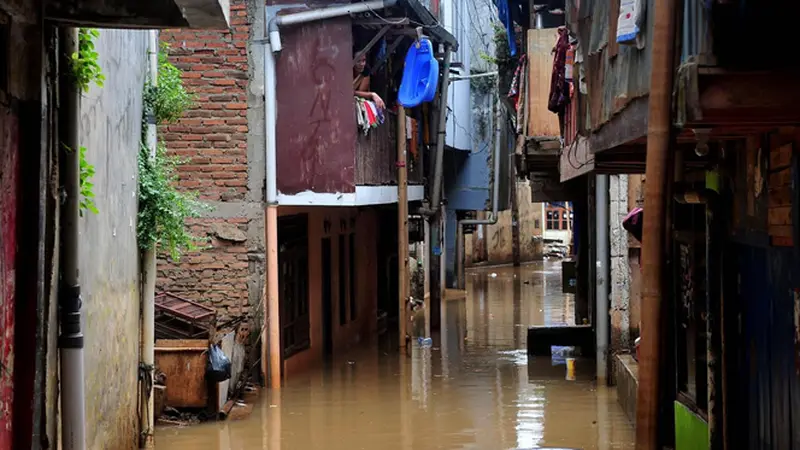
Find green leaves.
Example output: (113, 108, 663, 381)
(137, 42, 203, 261)
(78, 146, 98, 216)
(137, 144, 208, 260)
(143, 43, 194, 125)
(71, 28, 105, 93)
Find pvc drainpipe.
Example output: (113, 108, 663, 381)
(636, 0, 677, 445)
(139, 30, 159, 449)
(263, 0, 397, 388)
(59, 27, 86, 450)
(456, 96, 503, 289)
(419, 47, 452, 216)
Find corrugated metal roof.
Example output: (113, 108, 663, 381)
(567, 0, 653, 142)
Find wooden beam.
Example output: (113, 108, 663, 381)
(684, 70, 800, 128)
(355, 25, 393, 61)
(588, 96, 649, 154)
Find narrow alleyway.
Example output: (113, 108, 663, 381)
(156, 261, 635, 449)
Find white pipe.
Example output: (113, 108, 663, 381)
(450, 71, 498, 81)
(139, 30, 159, 449)
(595, 174, 610, 384)
(267, 0, 398, 52)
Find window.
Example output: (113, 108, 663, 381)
(279, 214, 310, 358)
(547, 210, 560, 230)
(349, 233, 357, 321)
(339, 234, 347, 326)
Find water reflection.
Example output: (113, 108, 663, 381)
(156, 261, 634, 449)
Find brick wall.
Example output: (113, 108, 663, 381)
(157, 0, 261, 324)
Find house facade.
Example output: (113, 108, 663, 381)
(0, 0, 228, 449)
(511, 0, 800, 449)
(159, 0, 458, 380)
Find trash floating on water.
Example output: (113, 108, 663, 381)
(418, 337, 433, 347)
(489, 273, 498, 278)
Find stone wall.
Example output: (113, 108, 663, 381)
(77, 29, 149, 450)
(157, 0, 266, 323)
(609, 175, 631, 361)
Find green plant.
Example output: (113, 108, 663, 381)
(137, 144, 207, 260)
(71, 28, 105, 93)
(143, 43, 194, 125)
(137, 43, 204, 260)
(78, 146, 98, 215)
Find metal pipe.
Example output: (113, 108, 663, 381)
(595, 174, 609, 384)
(449, 71, 498, 81)
(419, 48, 452, 216)
(263, 0, 399, 386)
(456, 95, 503, 289)
(267, 0, 397, 53)
(636, 0, 677, 445)
(423, 218, 431, 338)
(59, 26, 86, 450)
(398, 107, 409, 351)
(139, 30, 159, 449)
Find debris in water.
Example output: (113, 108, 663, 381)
(490, 273, 497, 278)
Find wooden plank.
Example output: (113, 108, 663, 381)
(560, 137, 594, 182)
(769, 206, 792, 226)
(527, 29, 561, 138)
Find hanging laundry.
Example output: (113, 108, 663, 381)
(354, 97, 385, 136)
(507, 54, 527, 102)
(496, 0, 517, 57)
(548, 27, 570, 114)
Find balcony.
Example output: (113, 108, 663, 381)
(355, 110, 422, 186)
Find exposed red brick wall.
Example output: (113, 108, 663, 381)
(160, 1, 249, 202)
(156, 218, 252, 323)
(157, 0, 256, 323)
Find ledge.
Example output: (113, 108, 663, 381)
(46, 0, 230, 29)
(615, 354, 639, 425)
(277, 185, 424, 207)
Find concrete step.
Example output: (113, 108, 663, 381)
(526, 325, 594, 356)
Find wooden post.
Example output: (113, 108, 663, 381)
(397, 107, 409, 352)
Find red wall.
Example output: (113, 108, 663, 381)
(275, 17, 357, 195)
(0, 107, 18, 450)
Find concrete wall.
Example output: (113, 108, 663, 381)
(77, 29, 148, 450)
(628, 174, 644, 337)
(158, 0, 266, 325)
(609, 175, 631, 359)
(466, 181, 544, 267)
(281, 206, 378, 377)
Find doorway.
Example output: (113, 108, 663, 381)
(321, 237, 333, 358)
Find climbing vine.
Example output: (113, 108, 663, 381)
(68, 28, 104, 216)
(72, 28, 105, 92)
(137, 43, 205, 260)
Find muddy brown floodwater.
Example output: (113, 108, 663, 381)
(156, 261, 635, 450)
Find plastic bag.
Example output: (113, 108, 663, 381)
(206, 344, 232, 383)
(617, 0, 646, 47)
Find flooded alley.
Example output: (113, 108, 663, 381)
(156, 262, 635, 449)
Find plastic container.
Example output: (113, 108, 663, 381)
(398, 38, 439, 108)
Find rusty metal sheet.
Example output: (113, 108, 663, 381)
(0, 107, 17, 449)
(155, 292, 216, 339)
(155, 339, 209, 408)
(276, 16, 356, 195)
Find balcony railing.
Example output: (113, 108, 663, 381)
(355, 110, 422, 186)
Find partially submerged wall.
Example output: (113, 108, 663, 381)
(467, 181, 544, 267)
(158, 0, 266, 325)
(77, 29, 148, 450)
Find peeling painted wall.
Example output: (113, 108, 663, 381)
(275, 16, 356, 195)
(76, 29, 148, 450)
(0, 104, 18, 450)
(466, 181, 544, 268)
